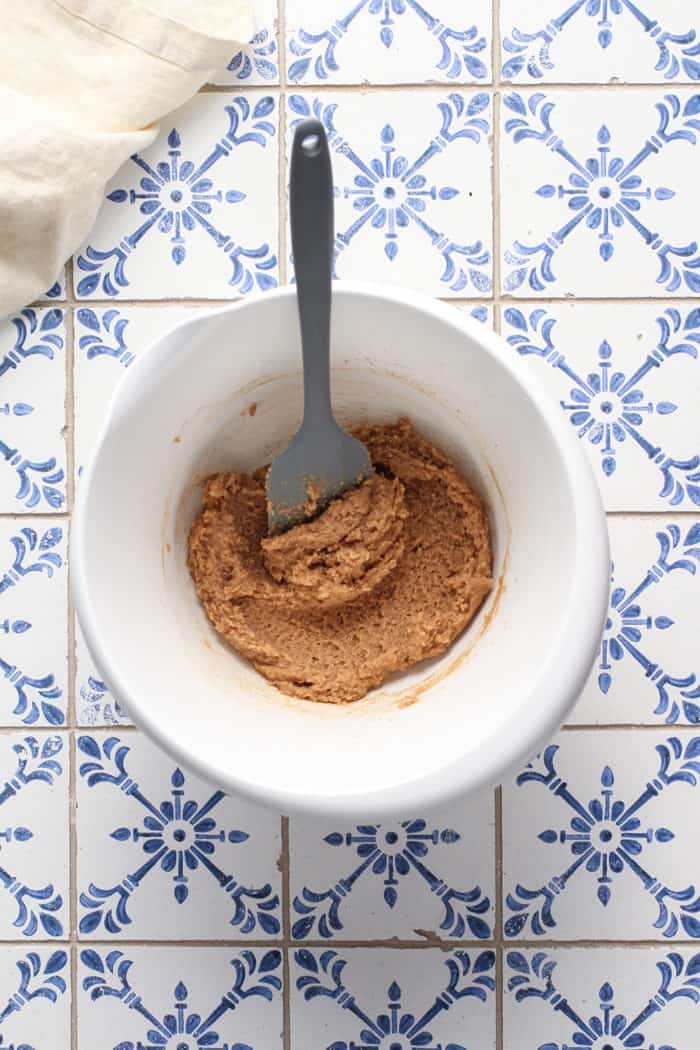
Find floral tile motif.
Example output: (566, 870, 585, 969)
(457, 303, 494, 327)
(504, 947, 700, 1050)
(0, 948, 69, 1049)
(501, 0, 700, 83)
(287, 91, 493, 296)
(291, 947, 496, 1050)
(502, 303, 700, 510)
(500, 89, 700, 297)
(290, 794, 494, 941)
(0, 733, 68, 939)
(213, 0, 279, 85)
(0, 308, 66, 514)
(286, 0, 492, 85)
(0, 520, 67, 728)
(75, 730, 282, 940)
(571, 517, 700, 726)
(74, 93, 279, 300)
(503, 730, 700, 940)
(78, 946, 283, 1050)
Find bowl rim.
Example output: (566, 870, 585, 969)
(72, 280, 609, 816)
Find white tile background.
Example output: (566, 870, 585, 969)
(2, 1, 700, 1048)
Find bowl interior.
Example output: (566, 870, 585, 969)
(76, 287, 604, 814)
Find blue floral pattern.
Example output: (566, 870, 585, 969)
(81, 947, 281, 1049)
(227, 29, 279, 82)
(288, 0, 489, 83)
(293, 819, 491, 940)
(0, 525, 64, 726)
(505, 736, 700, 938)
(77, 735, 280, 936)
(504, 306, 700, 503)
(76, 308, 135, 368)
(595, 523, 700, 723)
(289, 93, 492, 292)
(503, 92, 700, 294)
(0, 736, 64, 938)
(295, 948, 495, 1049)
(0, 310, 65, 513)
(507, 949, 700, 1049)
(76, 97, 278, 298)
(0, 950, 68, 1048)
(503, 0, 700, 81)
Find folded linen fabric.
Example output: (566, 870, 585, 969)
(0, 0, 253, 317)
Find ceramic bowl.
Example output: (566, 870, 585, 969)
(72, 282, 609, 817)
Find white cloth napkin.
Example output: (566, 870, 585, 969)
(0, 0, 253, 318)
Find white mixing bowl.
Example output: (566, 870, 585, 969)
(72, 282, 608, 817)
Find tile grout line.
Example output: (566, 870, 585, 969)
(203, 80, 700, 93)
(56, 294, 700, 308)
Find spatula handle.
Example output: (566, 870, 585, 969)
(290, 119, 335, 430)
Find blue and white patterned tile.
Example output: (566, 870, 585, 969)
(0, 519, 67, 728)
(78, 946, 283, 1050)
(0, 308, 66, 514)
(500, 89, 700, 298)
(287, 91, 493, 296)
(503, 729, 700, 941)
(213, 0, 279, 85)
(286, 0, 492, 85)
(74, 93, 279, 301)
(501, 0, 700, 83)
(571, 517, 700, 726)
(75, 730, 282, 940)
(501, 302, 700, 510)
(504, 947, 700, 1050)
(0, 733, 68, 939)
(289, 795, 495, 942)
(457, 302, 495, 328)
(291, 947, 496, 1050)
(0, 947, 70, 1048)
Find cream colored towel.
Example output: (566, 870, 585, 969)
(0, 0, 253, 317)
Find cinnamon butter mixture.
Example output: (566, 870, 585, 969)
(188, 419, 493, 703)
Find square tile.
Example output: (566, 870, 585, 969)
(291, 947, 496, 1050)
(286, 0, 492, 85)
(501, 0, 700, 83)
(290, 795, 495, 941)
(78, 946, 283, 1049)
(75, 730, 282, 939)
(0, 308, 66, 513)
(0, 732, 68, 939)
(0, 947, 70, 1048)
(213, 0, 279, 85)
(500, 89, 700, 297)
(501, 302, 700, 510)
(505, 948, 700, 1050)
(74, 93, 279, 300)
(503, 729, 700, 941)
(571, 517, 700, 726)
(0, 519, 67, 727)
(287, 91, 493, 296)
(73, 304, 199, 478)
(457, 302, 495, 327)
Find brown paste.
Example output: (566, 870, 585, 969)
(187, 419, 493, 703)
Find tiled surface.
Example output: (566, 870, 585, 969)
(290, 947, 496, 1049)
(78, 946, 283, 1048)
(2, 3, 698, 1049)
(286, 0, 493, 84)
(287, 90, 493, 295)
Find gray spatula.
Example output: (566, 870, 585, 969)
(266, 119, 372, 534)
